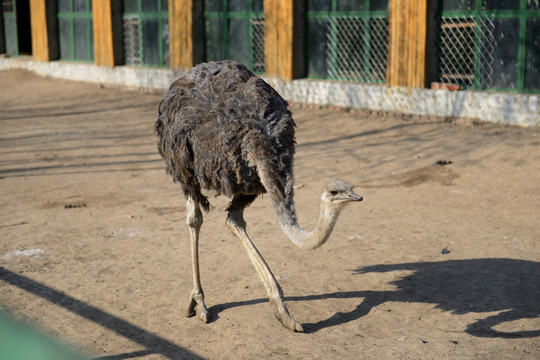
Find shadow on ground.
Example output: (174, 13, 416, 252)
(0, 268, 205, 360)
(211, 258, 540, 337)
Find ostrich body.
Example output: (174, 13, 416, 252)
(155, 60, 362, 331)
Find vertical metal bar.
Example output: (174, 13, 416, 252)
(137, 0, 141, 64)
(248, 0, 254, 69)
(223, 0, 229, 59)
(472, 0, 483, 89)
(70, 0, 75, 60)
(87, 0, 92, 61)
(13, 0, 19, 56)
(329, 0, 339, 80)
(364, 0, 372, 82)
(473, 16, 482, 89)
(328, 16, 338, 79)
(517, 0, 527, 91)
(139, 0, 144, 64)
(158, 0, 163, 66)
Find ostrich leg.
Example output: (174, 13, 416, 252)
(225, 195, 304, 332)
(185, 196, 210, 323)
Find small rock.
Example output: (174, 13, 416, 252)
(436, 160, 453, 166)
(64, 203, 86, 209)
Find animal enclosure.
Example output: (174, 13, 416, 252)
(1, 69, 539, 359)
(1, 0, 538, 93)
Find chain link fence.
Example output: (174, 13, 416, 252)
(123, 16, 142, 65)
(251, 15, 265, 73)
(436, 16, 495, 89)
(326, 16, 389, 83)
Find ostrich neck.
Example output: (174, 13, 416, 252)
(277, 198, 340, 250)
(255, 160, 341, 250)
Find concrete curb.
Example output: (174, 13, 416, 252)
(2, 58, 538, 127)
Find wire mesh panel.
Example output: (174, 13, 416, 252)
(436, 2, 539, 92)
(326, 16, 388, 82)
(123, 16, 142, 65)
(436, 16, 495, 88)
(525, 17, 540, 90)
(203, 0, 265, 73)
(307, 1, 389, 83)
(122, 0, 169, 67)
(251, 15, 265, 73)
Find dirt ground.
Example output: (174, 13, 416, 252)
(0, 69, 539, 360)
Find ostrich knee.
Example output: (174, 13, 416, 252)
(186, 197, 203, 230)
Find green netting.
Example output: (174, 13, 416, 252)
(0, 312, 87, 360)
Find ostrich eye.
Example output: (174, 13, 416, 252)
(330, 190, 338, 196)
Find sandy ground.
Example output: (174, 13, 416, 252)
(0, 69, 539, 360)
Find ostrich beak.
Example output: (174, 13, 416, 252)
(336, 191, 363, 202)
(347, 191, 363, 202)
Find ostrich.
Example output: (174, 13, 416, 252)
(155, 60, 362, 332)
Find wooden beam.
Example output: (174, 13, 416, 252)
(387, 0, 428, 87)
(169, 0, 203, 70)
(265, 0, 298, 79)
(169, 0, 191, 69)
(93, 0, 116, 67)
(29, 0, 49, 61)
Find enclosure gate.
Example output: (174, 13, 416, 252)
(203, 0, 265, 73)
(306, 0, 389, 83)
(436, 1, 540, 93)
(122, 0, 169, 67)
(57, 0, 94, 62)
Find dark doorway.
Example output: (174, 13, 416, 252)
(16, 0, 31, 55)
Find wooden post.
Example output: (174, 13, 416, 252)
(387, 0, 428, 87)
(29, 0, 51, 61)
(93, 0, 122, 67)
(169, 0, 203, 70)
(265, 0, 303, 79)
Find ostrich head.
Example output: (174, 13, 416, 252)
(321, 181, 363, 210)
(280, 180, 362, 250)
(321, 180, 363, 215)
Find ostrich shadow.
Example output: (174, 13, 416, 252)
(211, 258, 540, 336)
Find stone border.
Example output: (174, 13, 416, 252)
(0, 58, 180, 91)
(1, 58, 538, 127)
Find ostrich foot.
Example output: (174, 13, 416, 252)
(272, 299, 304, 332)
(186, 290, 210, 323)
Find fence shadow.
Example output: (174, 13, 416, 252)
(0, 267, 205, 360)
